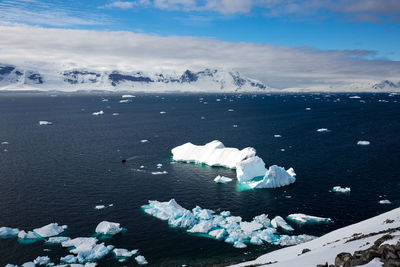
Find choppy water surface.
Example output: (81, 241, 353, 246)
(0, 93, 399, 266)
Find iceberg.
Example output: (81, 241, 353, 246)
(171, 140, 256, 169)
(208, 229, 226, 240)
(77, 243, 114, 263)
(92, 110, 104, 116)
(213, 175, 233, 184)
(357, 141, 370, 146)
(39, 121, 52, 125)
(274, 135, 281, 138)
(46, 236, 71, 244)
(379, 199, 392, 204)
(33, 223, 67, 238)
(248, 166, 296, 189)
(240, 221, 263, 232)
(236, 156, 267, 182)
(253, 214, 270, 228)
(18, 230, 41, 240)
(187, 220, 213, 233)
(62, 237, 98, 254)
(33, 256, 51, 265)
(287, 214, 332, 224)
(95, 221, 123, 235)
(60, 255, 78, 264)
(332, 186, 351, 193)
(317, 128, 329, 132)
(271, 216, 294, 231)
(22, 262, 35, 267)
(135, 255, 148, 265)
(112, 248, 138, 258)
(160, 111, 166, 114)
(0, 227, 19, 238)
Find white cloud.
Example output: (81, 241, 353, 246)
(103, 0, 151, 9)
(0, 25, 399, 89)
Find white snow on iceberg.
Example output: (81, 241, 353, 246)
(287, 214, 332, 224)
(95, 221, 123, 235)
(142, 199, 314, 249)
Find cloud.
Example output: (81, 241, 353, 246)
(0, 25, 399, 89)
(102, 0, 151, 9)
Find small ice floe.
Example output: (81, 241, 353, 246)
(33, 223, 67, 238)
(135, 255, 148, 265)
(101, 98, 109, 102)
(305, 108, 311, 110)
(233, 124, 238, 128)
(33, 256, 51, 265)
(271, 216, 294, 231)
(213, 175, 233, 184)
(46, 236, 71, 244)
(379, 199, 392, 204)
(316, 128, 330, 132)
(286, 214, 332, 224)
(216, 99, 221, 102)
(95, 221, 123, 235)
(140, 139, 149, 143)
(21, 262, 35, 267)
(95, 205, 106, 210)
(349, 96, 361, 99)
(62, 237, 113, 262)
(274, 135, 281, 138)
(92, 110, 104, 116)
(119, 99, 131, 103)
(60, 254, 77, 264)
(332, 186, 351, 193)
(112, 113, 119, 116)
(1, 141, 9, 145)
(280, 149, 285, 152)
(38, 121, 53, 125)
(228, 109, 234, 112)
(0, 227, 19, 238)
(122, 95, 135, 98)
(18, 230, 41, 240)
(113, 248, 138, 258)
(62, 237, 98, 254)
(160, 111, 166, 114)
(151, 171, 168, 175)
(357, 140, 370, 146)
(156, 163, 162, 168)
(201, 116, 205, 120)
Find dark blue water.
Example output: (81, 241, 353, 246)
(0, 93, 399, 266)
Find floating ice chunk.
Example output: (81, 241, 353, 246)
(77, 243, 114, 262)
(332, 186, 351, 193)
(233, 124, 238, 127)
(240, 221, 263, 232)
(62, 237, 98, 254)
(140, 139, 149, 143)
(160, 111, 166, 114)
(0, 227, 19, 238)
(208, 229, 226, 240)
(1, 141, 9, 145)
(94, 205, 105, 210)
(22, 262, 35, 267)
(225, 216, 242, 224)
(271, 216, 294, 231)
(213, 175, 233, 184)
(34, 223, 66, 238)
(92, 110, 104, 116)
(357, 141, 370, 146)
(254, 228, 278, 244)
(18, 230, 41, 239)
(46, 236, 71, 244)
(316, 128, 329, 132)
(248, 165, 296, 189)
(233, 241, 247, 248)
(305, 107, 311, 110)
(135, 255, 148, 265)
(157, 163, 163, 168)
(112, 113, 119, 116)
(349, 96, 361, 99)
(236, 156, 267, 182)
(101, 98, 108, 102)
(220, 211, 231, 217)
(250, 235, 263, 245)
(34, 256, 51, 265)
(253, 214, 270, 228)
(39, 121, 53, 125)
(286, 213, 332, 224)
(187, 220, 213, 233)
(95, 221, 123, 235)
(172, 140, 256, 169)
(379, 199, 392, 204)
(192, 206, 215, 220)
(142, 199, 187, 221)
(151, 171, 168, 175)
(122, 95, 135, 98)
(168, 210, 196, 228)
(5, 264, 17, 267)
(112, 248, 138, 258)
(60, 254, 78, 264)
(274, 135, 281, 138)
(119, 99, 131, 103)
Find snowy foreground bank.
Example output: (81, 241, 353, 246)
(230, 207, 400, 267)
(171, 140, 295, 189)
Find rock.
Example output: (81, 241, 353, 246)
(383, 259, 400, 267)
(316, 262, 328, 267)
(335, 252, 352, 266)
(302, 248, 311, 254)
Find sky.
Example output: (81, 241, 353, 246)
(0, 0, 399, 89)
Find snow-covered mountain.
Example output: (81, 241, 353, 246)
(0, 64, 268, 92)
(372, 80, 400, 91)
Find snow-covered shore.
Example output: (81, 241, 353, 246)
(230, 207, 400, 267)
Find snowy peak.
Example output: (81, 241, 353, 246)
(0, 63, 269, 92)
(372, 80, 400, 90)
(0, 64, 43, 85)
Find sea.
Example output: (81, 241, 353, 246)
(0, 92, 399, 266)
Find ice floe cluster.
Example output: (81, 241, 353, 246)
(142, 199, 315, 249)
(1, 221, 147, 266)
(171, 140, 296, 189)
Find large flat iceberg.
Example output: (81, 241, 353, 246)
(0, 227, 19, 238)
(142, 199, 314, 249)
(33, 223, 67, 238)
(171, 141, 296, 189)
(287, 214, 332, 224)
